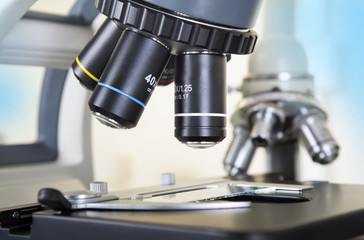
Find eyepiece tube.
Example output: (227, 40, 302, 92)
(174, 52, 227, 148)
(89, 29, 171, 129)
(72, 18, 124, 90)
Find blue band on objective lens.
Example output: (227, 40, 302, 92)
(98, 82, 146, 108)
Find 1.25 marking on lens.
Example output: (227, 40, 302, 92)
(175, 84, 192, 100)
(175, 84, 192, 93)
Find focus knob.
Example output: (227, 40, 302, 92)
(160, 173, 175, 186)
(90, 181, 108, 194)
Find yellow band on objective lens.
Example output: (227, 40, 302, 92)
(76, 57, 99, 82)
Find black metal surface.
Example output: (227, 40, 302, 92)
(266, 141, 298, 181)
(141, 0, 262, 29)
(72, 18, 124, 90)
(174, 53, 227, 144)
(158, 55, 175, 86)
(88, 29, 171, 128)
(0, 204, 43, 240)
(95, 0, 258, 55)
(0, 204, 43, 228)
(24, 183, 364, 240)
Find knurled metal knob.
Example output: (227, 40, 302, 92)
(90, 181, 108, 194)
(160, 173, 175, 186)
(95, 0, 258, 55)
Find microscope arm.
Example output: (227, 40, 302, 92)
(0, 0, 38, 41)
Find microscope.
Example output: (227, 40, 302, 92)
(1, 1, 364, 239)
(73, 0, 339, 181)
(224, 38, 339, 182)
(72, 0, 260, 148)
(223, 1, 340, 182)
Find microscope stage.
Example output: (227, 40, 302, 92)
(2, 180, 363, 240)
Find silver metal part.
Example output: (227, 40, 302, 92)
(90, 181, 108, 194)
(294, 111, 339, 164)
(225, 69, 339, 178)
(72, 200, 251, 211)
(237, 91, 319, 112)
(59, 179, 312, 211)
(242, 73, 314, 97)
(160, 173, 176, 186)
(132, 180, 312, 198)
(92, 111, 124, 129)
(244, 73, 314, 82)
(247, 104, 285, 147)
(63, 190, 119, 205)
(224, 126, 256, 177)
(64, 190, 101, 201)
(185, 141, 218, 148)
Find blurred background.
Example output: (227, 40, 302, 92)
(0, 0, 363, 192)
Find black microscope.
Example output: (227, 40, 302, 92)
(1, 1, 364, 239)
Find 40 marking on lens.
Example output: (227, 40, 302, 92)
(145, 74, 158, 87)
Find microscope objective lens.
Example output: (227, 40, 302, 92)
(88, 29, 171, 129)
(72, 19, 124, 91)
(174, 53, 227, 147)
(74, 0, 259, 147)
